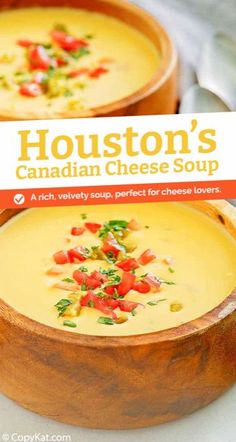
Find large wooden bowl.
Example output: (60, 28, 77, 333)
(0, 0, 177, 120)
(0, 200, 235, 429)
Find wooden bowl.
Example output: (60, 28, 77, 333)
(0, 200, 235, 430)
(0, 0, 177, 120)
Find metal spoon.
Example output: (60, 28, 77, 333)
(179, 84, 230, 113)
(198, 32, 236, 110)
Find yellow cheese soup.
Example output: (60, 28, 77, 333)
(0, 7, 160, 118)
(0, 202, 236, 336)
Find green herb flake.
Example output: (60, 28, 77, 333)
(87, 300, 95, 308)
(131, 309, 137, 316)
(63, 320, 77, 328)
(85, 34, 94, 40)
(54, 23, 68, 32)
(64, 89, 73, 98)
(97, 317, 114, 325)
(79, 266, 88, 273)
(147, 299, 167, 306)
(71, 47, 90, 60)
(81, 283, 88, 291)
(168, 267, 175, 274)
(62, 278, 75, 283)
(81, 213, 87, 220)
(55, 298, 73, 317)
(161, 280, 175, 285)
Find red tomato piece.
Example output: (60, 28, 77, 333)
(68, 68, 89, 78)
(51, 30, 89, 52)
(90, 271, 108, 284)
(71, 227, 85, 236)
(29, 45, 54, 70)
(117, 272, 136, 297)
(102, 238, 122, 258)
(56, 57, 68, 67)
(85, 222, 102, 234)
(118, 300, 138, 313)
(86, 277, 102, 290)
(19, 82, 42, 97)
(138, 249, 156, 265)
(128, 219, 142, 231)
(89, 66, 109, 78)
(53, 250, 70, 265)
(104, 285, 119, 295)
(17, 39, 34, 48)
(81, 292, 117, 319)
(116, 258, 139, 272)
(144, 274, 161, 291)
(73, 270, 88, 285)
(68, 246, 88, 262)
(133, 280, 151, 294)
(105, 298, 119, 310)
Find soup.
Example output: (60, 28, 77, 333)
(0, 7, 160, 118)
(0, 202, 236, 336)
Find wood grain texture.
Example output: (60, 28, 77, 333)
(0, 0, 177, 119)
(0, 200, 235, 429)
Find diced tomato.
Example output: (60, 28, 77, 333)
(17, 39, 34, 48)
(89, 66, 109, 78)
(90, 271, 108, 284)
(117, 272, 136, 297)
(19, 82, 42, 97)
(104, 285, 119, 295)
(105, 298, 119, 310)
(53, 250, 70, 265)
(51, 30, 89, 52)
(86, 277, 102, 290)
(71, 227, 85, 236)
(116, 258, 139, 272)
(85, 222, 102, 234)
(144, 273, 161, 292)
(56, 57, 68, 66)
(68, 246, 89, 262)
(118, 300, 138, 313)
(128, 219, 142, 231)
(138, 249, 156, 265)
(81, 291, 117, 319)
(133, 280, 151, 294)
(102, 238, 123, 258)
(29, 45, 54, 70)
(68, 68, 89, 78)
(73, 270, 88, 285)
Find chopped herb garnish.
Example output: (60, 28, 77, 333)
(79, 266, 88, 272)
(168, 267, 175, 274)
(85, 34, 94, 39)
(62, 278, 75, 283)
(63, 320, 77, 328)
(55, 298, 73, 317)
(99, 220, 128, 239)
(160, 280, 175, 285)
(131, 309, 137, 316)
(106, 274, 121, 286)
(96, 292, 105, 298)
(88, 300, 95, 308)
(100, 268, 117, 276)
(71, 47, 90, 59)
(81, 213, 87, 220)
(81, 283, 87, 291)
(97, 317, 114, 325)
(147, 299, 167, 306)
(145, 226, 150, 229)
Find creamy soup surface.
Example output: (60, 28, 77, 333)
(0, 203, 236, 336)
(0, 7, 160, 118)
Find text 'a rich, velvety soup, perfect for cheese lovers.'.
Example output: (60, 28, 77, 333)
(0, 203, 236, 336)
(0, 7, 160, 118)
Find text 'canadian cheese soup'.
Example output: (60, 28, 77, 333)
(0, 202, 236, 336)
(0, 7, 160, 118)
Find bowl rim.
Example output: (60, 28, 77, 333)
(0, 0, 177, 120)
(0, 200, 236, 348)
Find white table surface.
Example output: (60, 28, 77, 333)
(0, 1, 235, 440)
